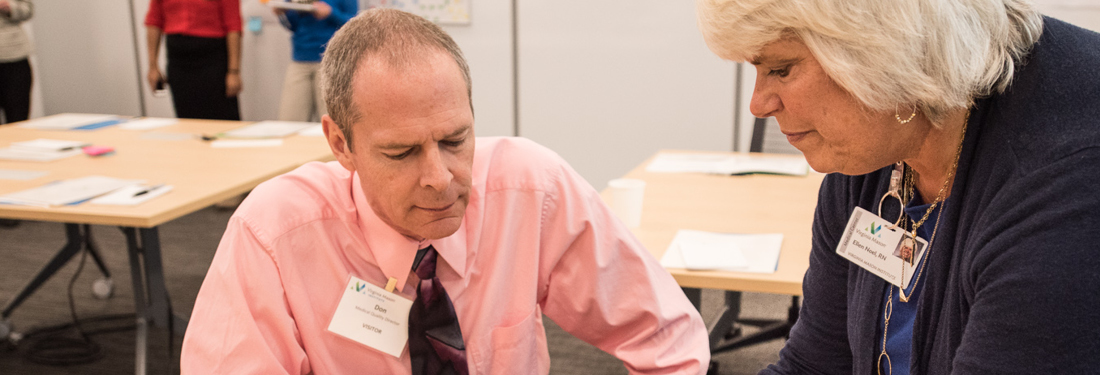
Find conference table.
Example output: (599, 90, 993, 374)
(0, 116, 334, 374)
(603, 151, 824, 356)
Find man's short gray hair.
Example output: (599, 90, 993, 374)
(320, 8, 472, 145)
(697, 0, 1043, 125)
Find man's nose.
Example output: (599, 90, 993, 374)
(419, 146, 453, 191)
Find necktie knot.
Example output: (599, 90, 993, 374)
(414, 245, 438, 280)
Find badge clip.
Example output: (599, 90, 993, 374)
(384, 277, 397, 293)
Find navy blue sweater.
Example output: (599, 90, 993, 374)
(763, 18, 1100, 375)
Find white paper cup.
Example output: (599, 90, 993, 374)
(607, 178, 646, 228)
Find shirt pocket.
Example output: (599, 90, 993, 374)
(473, 309, 550, 375)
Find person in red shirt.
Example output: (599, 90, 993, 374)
(145, 0, 243, 120)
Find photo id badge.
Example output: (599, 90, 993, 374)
(327, 275, 413, 357)
(835, 207, 929, 288)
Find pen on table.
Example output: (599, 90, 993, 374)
(133, 184, 165, 197)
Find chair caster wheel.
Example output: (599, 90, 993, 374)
(93, 277, 115, 299)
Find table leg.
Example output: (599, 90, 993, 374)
(121, 226, 184, 375)
(2, 224, 110, 321)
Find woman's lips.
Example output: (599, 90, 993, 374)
(783, 130, 811, 144)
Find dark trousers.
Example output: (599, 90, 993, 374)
(166, 34, 240, 120)
(0, 58, 32, 124)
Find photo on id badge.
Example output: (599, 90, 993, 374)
(892, 235, 924, 265)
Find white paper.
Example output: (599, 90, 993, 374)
(89, 184, 173, 206)
(210, 139, 284, 148)
(269, 1, 315, 11)
(10, 139, 90, 152)
(0, 169, 49, 181)
(675, 232, 748, 270)
(119, 118, 178, 130)
(328, 276, 413, 358)
(0, 148, 82, 162)
(661, 230, 783, 274)
(0, 176, 143, 207)
(17, 114, 121, 130)
(297, 124, 325, 137)
(646, 153, 809, 176)
(222, 121, 315, 139)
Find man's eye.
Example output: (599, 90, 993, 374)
(385, 150, 412, 160)
(441, 138, 465, 148)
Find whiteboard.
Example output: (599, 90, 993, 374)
(363, 0, 471, 25)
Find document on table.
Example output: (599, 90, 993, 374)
(645, 153, 809, 176)
(221, 121, 316, 139)
(297, 124, 325, 137)
(0, 176, 143, 207)
(210, 139, 284, 148)
(660, 229, 784, 273)
(17, 114, 126, 130)
(89, 184, 173, 206)
(119, 117, 178, 130)
(0, 169, 49, 181)
(0, 139, 89, 162)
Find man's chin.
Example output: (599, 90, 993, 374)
(414, 217, 464, 240)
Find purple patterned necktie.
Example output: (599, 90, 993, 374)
(408, 245, 468, 375)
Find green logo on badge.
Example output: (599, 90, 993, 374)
(867, 222, 883, 236)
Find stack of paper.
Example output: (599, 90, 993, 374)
(660, 229, 784, 273)
(17, 114, 126, 131)
(221, 121, 316, 139)
(0, 139, 89, 162)
(646, 153, 809, 176)
(0, 176, 143, 207)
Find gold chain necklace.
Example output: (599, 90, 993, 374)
(876, 109, 970, 375)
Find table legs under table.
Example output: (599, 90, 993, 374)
(682, 287, 800, 374)
(1, 224, 113, 331)
(0, 223, 186, 375)
(121, 226, 189, 375)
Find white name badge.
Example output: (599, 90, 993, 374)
(836, 207, 929, 288)
(327, 275, 413, 357)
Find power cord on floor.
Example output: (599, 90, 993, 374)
(16, 248, 134, 366)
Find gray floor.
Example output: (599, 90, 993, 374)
(0, 208, 786, 374)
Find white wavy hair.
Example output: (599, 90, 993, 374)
(697, 0, 1044, 125)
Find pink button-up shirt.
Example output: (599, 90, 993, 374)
(180, 137, 709, 374)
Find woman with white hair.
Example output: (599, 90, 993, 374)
(697, 0, 1100, 373)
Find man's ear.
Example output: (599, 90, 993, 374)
(322, 115, 356, 172)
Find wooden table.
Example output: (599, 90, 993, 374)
(604, 151, 824, 357)
(0, 117, 333, 374)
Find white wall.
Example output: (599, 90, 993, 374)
(518, 0, 737, 189)
(1035, 1, 1100, 32)
(30, 0, 144, 117)
(441, 0, 515, 137)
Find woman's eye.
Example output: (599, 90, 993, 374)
(769, 67, 790, 78)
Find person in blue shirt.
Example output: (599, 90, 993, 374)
(275, 0, 357, 122)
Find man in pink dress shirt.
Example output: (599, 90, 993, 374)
(180, 9, 709, 374)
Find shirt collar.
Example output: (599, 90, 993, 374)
(351, 172, 467, 288)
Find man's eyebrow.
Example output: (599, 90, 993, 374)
(376, 125, 472, 150)
(443, 124, 471, 139)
